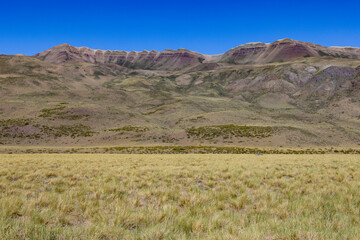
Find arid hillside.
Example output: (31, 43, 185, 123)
(1, 39, 360, 148)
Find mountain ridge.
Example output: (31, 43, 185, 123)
(33, 39, 360, 70)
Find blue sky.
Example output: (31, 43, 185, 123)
(1, 0, 360, 55)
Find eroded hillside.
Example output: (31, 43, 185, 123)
(1, 39, 360, 148)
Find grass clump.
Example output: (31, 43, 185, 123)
(41, 124, 95, 138)
(108, 126, 149, 133)
(186, 124, 274, 139)
(39, 105, 67, 118)
(39, 104, 89, 120)
(0, 118, 31, 127)
(0, 119, 95, 140)
(0, 118, 42, 140)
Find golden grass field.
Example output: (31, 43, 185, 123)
(0, 154, 360, 239)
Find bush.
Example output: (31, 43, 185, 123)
(186, 125, 275, 139)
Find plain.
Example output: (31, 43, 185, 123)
(0, 154, 359, 239)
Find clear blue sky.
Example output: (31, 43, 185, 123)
(1, 0, 360, 55)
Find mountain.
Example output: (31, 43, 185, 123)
(34, 44, 206, 70)
(219, 39, 360, 64)
(35, 39, 360, 67)
(1, 39, 360, 149)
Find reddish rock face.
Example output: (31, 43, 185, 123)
(272, 43, 314, 61)
(220, 39, 360, 64)
(230, 46, 266, 58)
(34, 44, 205, 70)
(34, 39, 360, 70)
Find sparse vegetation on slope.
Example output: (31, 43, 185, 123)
(0, 118, 31, 127)
(40, 103, 89, 120)
(0, 119, 95, 141)
(40, 124, 95, 138)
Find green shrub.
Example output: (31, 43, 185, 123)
(109, 126, 149, 133)
(41, 124, 95, 138)
(39, 104, 89, 120)
(186, 125, 275, 139)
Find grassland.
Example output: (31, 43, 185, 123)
(0, 154, 359, 239)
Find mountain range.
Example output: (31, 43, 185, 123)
(1, 39, 360, 149)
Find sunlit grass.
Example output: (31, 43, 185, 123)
(0, 154, 359, 239)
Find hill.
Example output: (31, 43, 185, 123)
(1, 39, 360, 148)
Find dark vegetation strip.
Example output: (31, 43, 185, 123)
(3, 146, 360, 154)
(186, 125, 274, 139)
